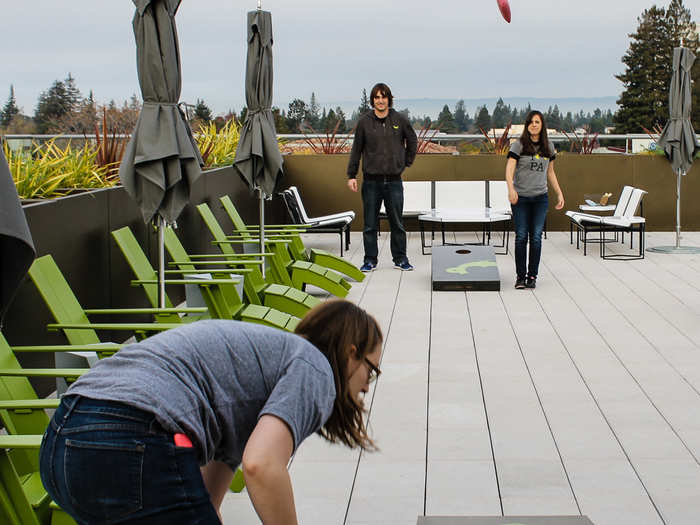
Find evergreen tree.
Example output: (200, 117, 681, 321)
(547, 104, 562, 130)
(436, 104, 458, 133)
(335, 107, 347, 133)
(272, 107, 289, 133)
(306, 92, 320, 130)
(34, 79, 72, 133)
(491, 98, 509, 129)
(63, 73, 82, 110)
(615, 1, 699, 132)
(1, 85, 20, 128)
(475, 105, 491, 133)
(454, 100, 468, 132)
(286, 98, 307, 131)
(357, 89, 370, 115)
(194, 99, 213, 122)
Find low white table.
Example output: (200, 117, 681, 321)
(418, 208, 511, 255)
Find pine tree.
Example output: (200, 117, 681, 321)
(335, 107, 347, 133)
(307, 92, 320, 130)
(436, 104, 457, 133)
(475, 106, 491, 133)
(63, 73, 82, 111)
(194, 99, 213, 122)
(454, 100, 468, 132)
(491, 98, 508, 129)
(615, 1, 699, 132)
(34, 79, 71, 133)
(1, 85, 20, 128)
(358, 89, 370, 115)
(286, 99, 307, 132)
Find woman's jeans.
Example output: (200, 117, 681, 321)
(361, 179, 407, 265)
(511, 193, 549, 279)
(40, 395, 221, 524)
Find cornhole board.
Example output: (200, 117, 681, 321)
(418, 517, 595, 525)
(431, 245, 500, 291)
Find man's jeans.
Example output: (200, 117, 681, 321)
(511, 192, 549, 279)
(40, 395, 221, 524)
(361, 179, 407, 264)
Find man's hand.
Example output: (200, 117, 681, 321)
(347, 179, 358, 192)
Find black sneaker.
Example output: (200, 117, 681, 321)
(515, 277, 526, 289)
(525, 276, 537, 289)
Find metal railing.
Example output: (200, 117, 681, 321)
(4, 132, 698, 155)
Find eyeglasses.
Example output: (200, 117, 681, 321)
(364, 357, 381, 383)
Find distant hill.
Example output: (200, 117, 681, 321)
(309, 96, 618, 120)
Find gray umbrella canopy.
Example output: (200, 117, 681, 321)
(648, 46, 700, 253)
(233, 10, 284, 198)
(119, 0, 203, 225)
(0, 147, 35, 326)
(657, 47, 699, 176)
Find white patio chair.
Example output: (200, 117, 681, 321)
(282, 186, 354, 255)
(566, 185, 633, 253)
(566, 186, 647, 259)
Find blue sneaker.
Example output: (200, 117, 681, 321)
(394, 260, 414, 271)
(360, 261, 376, 272)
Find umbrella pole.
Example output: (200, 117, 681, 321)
(675, 169, 683, 249)
(259, 188, 265, 279)
(158, 215, 166, 308)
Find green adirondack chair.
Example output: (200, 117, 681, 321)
(111, 227, 299, 332)
(163, 227, 320, 319)
(0, 334, 86, 524)
(27, 255, 194, 343)
(197, 203, 351, 298)
(220, 195, 364, 282)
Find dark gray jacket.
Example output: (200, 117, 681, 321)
(347, 109, 418, 179)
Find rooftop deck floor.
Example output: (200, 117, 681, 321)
(221, 229, 700, 525)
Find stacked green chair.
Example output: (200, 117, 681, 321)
(0, 333, 85, 524)
(197, 203, 351, 298)
(163, 227, 320, 319)
(111, 227, 299, 332)
(28, 255, 194, 344)
(220, 195, 364, 282)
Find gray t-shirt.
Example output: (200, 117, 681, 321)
(508, 140, 557, 197)
(67, 320, 336, 471)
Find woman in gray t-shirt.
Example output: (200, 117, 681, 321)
(40, 299, 383, 524)
(505, 110, 565, 290)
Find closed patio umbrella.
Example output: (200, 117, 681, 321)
(648, 45, 700, 254)
(233, 6, 284, 276)
(0, 146, 35, 329)
(119, 0, 203, 305)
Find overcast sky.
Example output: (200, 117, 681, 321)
(1, 1, 692, 117)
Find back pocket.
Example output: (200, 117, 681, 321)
(65, 438, 144, 521)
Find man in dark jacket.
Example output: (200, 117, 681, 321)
(347, 83, 418, 272)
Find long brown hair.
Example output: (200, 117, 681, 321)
(294, 299, 383, 450)
(520, 110, 552, 158)
(370, 83, 394, 109)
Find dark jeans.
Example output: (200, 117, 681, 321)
(511, 193, 549, 279)
(361, 179, 407, 264)
(40, 395, 220, 525)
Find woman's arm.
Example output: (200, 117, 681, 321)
(505, 157, 518, 204)
(201, 461, 234, 521)
(242, 414, 297, 525)
(547, 161, 565, 210)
